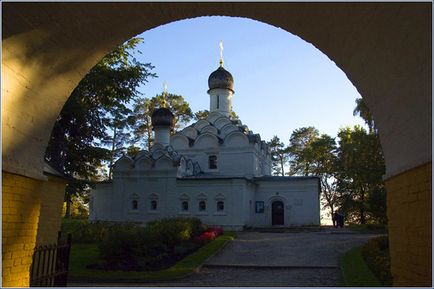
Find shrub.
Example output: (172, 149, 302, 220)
(146, 217, 204, 250)
(98, 225, 148, 270)
(96, 217, 204, 271)
(61, 218, 124, 243)
(362, 236, 392, 286)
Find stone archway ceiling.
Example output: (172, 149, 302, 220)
(2, 2, 431, 180)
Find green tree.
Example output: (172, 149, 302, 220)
(288, 126, 319, 175)
(308, 134, 339, 221)
(335, 126, 385, 224)
(193, 109, 239, 121)
(287, 127, 339, 220)
(194, 110, 209, 120)
(45, 37, 155, 217)
(353, 98, 376, 133)
(132, 93, 193, 150)
(268, 136, 289, 176)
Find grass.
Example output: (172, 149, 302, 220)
(68, 232, 236, 283)
(340, 246, 382, 287)
(347, 224, 388, 234)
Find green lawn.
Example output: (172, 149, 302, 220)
(339, 246, 382, 287)
(347, 224, 388, 234)
(68, 232, 236, 283)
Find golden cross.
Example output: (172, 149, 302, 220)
(219, 40, 224, 67)
(162, 81, 168, 108)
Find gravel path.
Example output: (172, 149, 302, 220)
(69, 228, 384, 287)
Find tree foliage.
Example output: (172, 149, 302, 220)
(286, 121, 386, 225)
(287, 127, 339, 218)
(131, 93, 193, 151)
(335, 125, 385, 224)
(193, 109, 239, 121)
(45, 37, 156, 217)
(288, 126, 319, 175)
(353, 98, 376, 133)
(268, 136, 289, 176)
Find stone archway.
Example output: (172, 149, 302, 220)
(2, 3, 431, 287)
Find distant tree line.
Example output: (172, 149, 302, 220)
(267, 98, 386, 225)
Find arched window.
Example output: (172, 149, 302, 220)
(217, 201, 224, 212)
(208, 155, 217, 169)
(199, 200, 206, 211)
(132, 200, 138, 210)
(151, 200, 158, 211)
(182, 201, 189, 211)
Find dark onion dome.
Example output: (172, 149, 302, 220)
(151, 107, 174, 128)
(208, 66, 234, 93)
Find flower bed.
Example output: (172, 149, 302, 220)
(86, 219, 224, 272)
(194, 226, 224, 244)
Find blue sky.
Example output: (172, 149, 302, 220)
(133, 16, 366, 145)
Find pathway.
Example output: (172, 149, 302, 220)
(69, 228, 383, 287)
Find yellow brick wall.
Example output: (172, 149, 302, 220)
(386, 162, 432, 286)
(36, 176, 67, 245)
(2, 172, 42, 287)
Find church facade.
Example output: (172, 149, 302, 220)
(90, 55, 320, 231)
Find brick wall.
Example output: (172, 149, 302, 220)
(386, 162, 432, 286)
(36, 176, 67, 245)
(2, 172, 42, 287)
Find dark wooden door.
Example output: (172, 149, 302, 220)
(272, 201, 284, 225)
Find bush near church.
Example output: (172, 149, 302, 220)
(362, 236, 392, 286)
(93, 217, 222, 271)
(61, 218, 131, 243)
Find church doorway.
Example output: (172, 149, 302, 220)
(271, 201, 284, 225)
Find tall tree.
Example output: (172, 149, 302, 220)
(335, 125, 385, 224)
(268, 136, 289, 176)
(353, 98, 376, 133)
(132, 93, 193, 150)
(308, 134, 339, 220)
(287, 127, 339, 219)
(45, 37, 156, 217)
(288, 126, 319, 175)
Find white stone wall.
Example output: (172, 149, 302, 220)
(253, 178, 320, 226)
(89, 183, 114, 221)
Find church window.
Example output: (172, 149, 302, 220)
(132, 200, 138, 210)
(209, 155, 217, 169)
(199, 201, 206, 211)
(217, 201, 224, 212)
(151, 200, 158, 211)
(182, 201, 189, 211)
(217, 95, 220, 109)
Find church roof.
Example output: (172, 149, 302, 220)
(208, 66, 234, 93)
(151, 107, 174, 127)
(171, 111, 270, 155)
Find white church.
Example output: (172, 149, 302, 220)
(89, 50, 320, 231)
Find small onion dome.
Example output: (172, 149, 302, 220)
(151, 107, 174, 128)
(208, 66, 234, 93)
